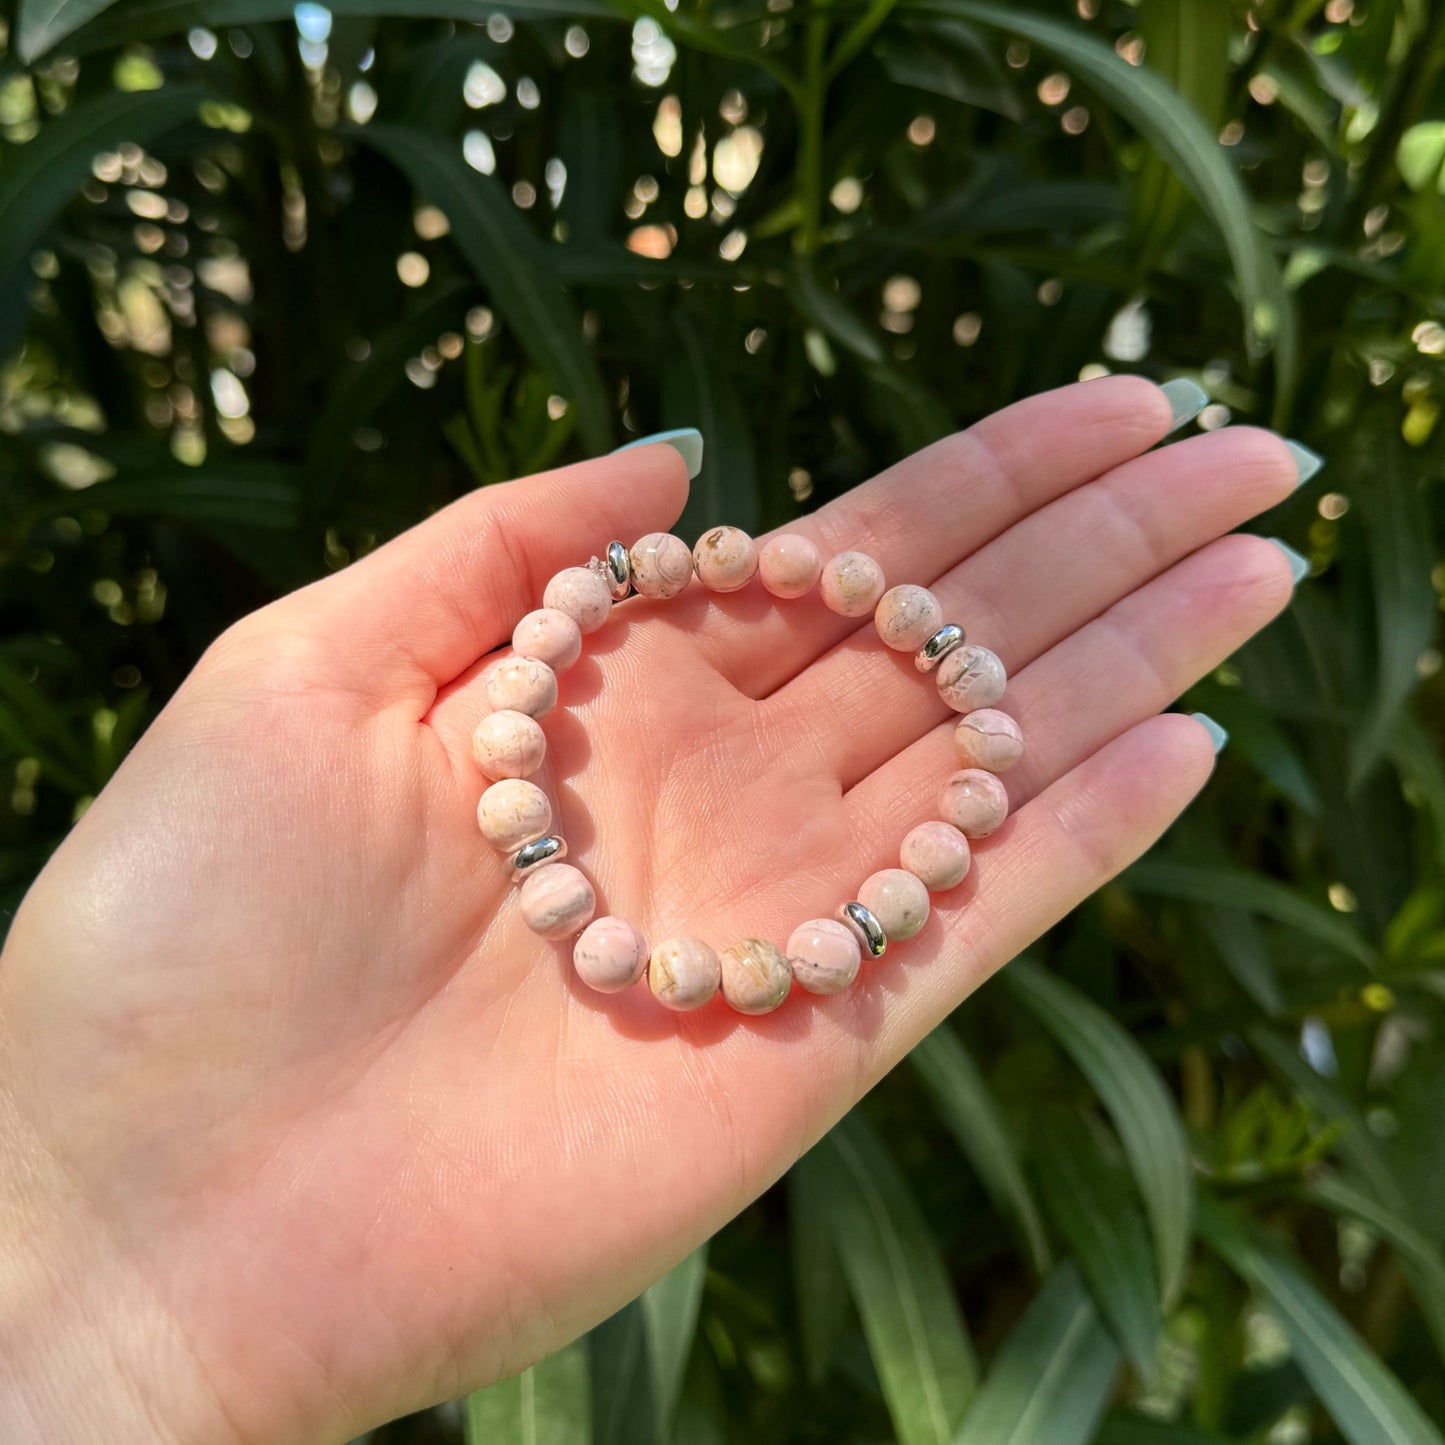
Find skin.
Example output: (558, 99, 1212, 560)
(0, 378, 1301, 1444)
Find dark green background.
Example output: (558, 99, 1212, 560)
(3, 0, 1444, 1440)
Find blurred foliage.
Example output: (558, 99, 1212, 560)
(3, 0, 1445, 1439)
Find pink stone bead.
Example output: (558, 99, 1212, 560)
(719, 938, 793, 1015)
(629, 532, 694, 600)
(648, 936, 721, 1011)
(692, 526, 758, 592)
(573, 916, 649, 993)
(900, 821, 972, 891)
(518, 862, 596, 940)
(858, 868, 931, 941)
(820, 551, 886, 617)
(786, 918, 861, 995)
(472, 709, 546, 781)
(936, 643, 1007, 714)
(543, 565, 612, 633)
(758, 533, 823, 599)
(954, 708, 1024, 774)
(874, 584, 943, 652)
(484, 656, 557, 719)
(938, 769, 1010, 838)
(477, 778, 552, 851)
(512, 607, 582, 673)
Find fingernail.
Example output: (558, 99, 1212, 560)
(1285, 439, 1324, 487)
(1160, 378, 1208, 434)
(1190, 712, 1229, 754)
(1267, 536, 1311, 584)
(611, 428, 704, 480)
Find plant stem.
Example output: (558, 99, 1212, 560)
(795, 3, 830, 256)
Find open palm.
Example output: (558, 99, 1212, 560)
(0, 377, 1305, 1444)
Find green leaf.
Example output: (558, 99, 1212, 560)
(790, 261, 884, 364)
(36, 0, 613, 61)
(1349, 432, 1437, 785)
(1199, 1201, 1445, 1445)
(34, 462, 304, 530)
(357, 124, 612, 452)
(1035, 1112, 1161, 1380)
(662, 309, 758, 541)
(1094, 1417, 1242, 1445)
(0, 660, 94, 795)
(955, 1262, 1120, 1445)
(640, 1245, 707, 1442)
(1005, 960, 1193, 1308)
(1301, 1173, 1445, 1362)
(788, 1163, 852, 1385)
(908, 1026, 1052, 1277)
(1125, 860, 1378, 970)
(931, 0, 1297, 412)
(16, 0, 113, 64)
(590, 1299, 655, 1445)
(0, 87, 207, 285)
(464, 1337, 591, 1445)
(795, 1110, 977, 1445)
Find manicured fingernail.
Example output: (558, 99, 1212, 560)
(1285, 439, 1324, 487)
(1191, 712, 1229, 754)
(611, 428, 704, 479)
(1160, 378, 1208, 434)
(1268, 536, 1311, 584)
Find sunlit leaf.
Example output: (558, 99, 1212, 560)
(1005, 960, 1193, 1308)
(463, 1337, 591, 1445)
(795, 1110, 977, 1445)
(955, 1262, 1119, 1445)
(1200, 1202, 1445, 1445)
(909, 1026, 1051, 1277)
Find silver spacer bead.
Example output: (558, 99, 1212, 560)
(510, 834, 567, 881)
(604, 541, 631, 600)
(915, 623, 966, 674)
(837, 901, 887, 958)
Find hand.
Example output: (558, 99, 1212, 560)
(0, 378, 1302, 1443)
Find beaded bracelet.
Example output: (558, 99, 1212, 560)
(471, 527, 1023, 1015)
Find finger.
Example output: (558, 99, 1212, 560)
(245, 441, 694, 708)
(848, 711, 1220, 1079)
(769, 424, 1299, 787)
(841, 533, 1294, 839)
(692, 375, 1187, 697)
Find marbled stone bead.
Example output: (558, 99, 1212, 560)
(938, 769, 1010, 838)
(692, 526, 758, 592)
(820, 551, 886, 617)
(512, 607, 582, 674)
(484, 656, 557, 719)
(648, 936, 721, 1011)
(953, 708, 1024, 774)
(573, 916, 649, 993)
(719, 937, 793, 1015)
(857, 868, 931, 941)
(936, 643, 1007, 714)
(543, 565, 612, 633)
(900, 821, 972, 891)
(786, 918, 861, 996)
(518, 862, 596, 940)
(874, 584, 943, 652)
(758, 533, 823, 599)
(472, 709, 546, 781)
(629, 532, 694, 600)
(477, 778, 552, 851)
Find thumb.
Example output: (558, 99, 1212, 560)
(272, 432, 699, 706)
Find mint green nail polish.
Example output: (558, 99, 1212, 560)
(1160, 378, 1208, 434)
(1267, 536, 1311, 584)
(1190, 712, 1229, 754)
(611, 428, 704, 480)
(1285, 439, 1324, 487)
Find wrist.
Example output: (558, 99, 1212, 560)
(0, 1076, 234, 1445)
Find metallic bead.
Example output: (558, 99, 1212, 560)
(837, 900, 887, 958)
(915, 623, 966, 674)
(510, 834, 567, 881)
(604, 540, 631, 600)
